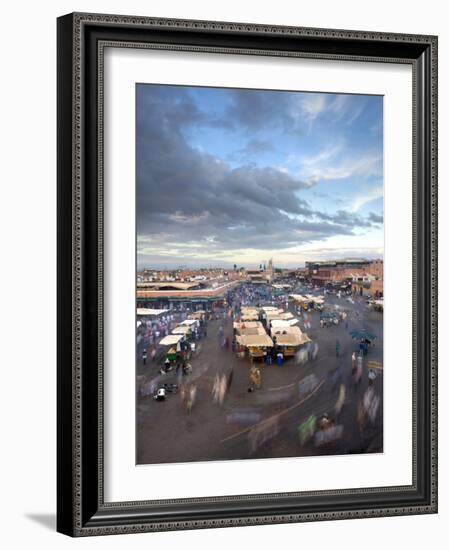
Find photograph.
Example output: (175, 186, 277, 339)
(53, 8, 437, 537)
(135, 84, 384, 465)
(0, 0, 441, 543)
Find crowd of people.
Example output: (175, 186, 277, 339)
(137, 280, 382, 456)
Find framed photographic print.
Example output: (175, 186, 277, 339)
(57, 12, 438, 536)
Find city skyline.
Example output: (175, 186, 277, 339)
(137, 84, 383, 270)
(137, 253, 383, 273)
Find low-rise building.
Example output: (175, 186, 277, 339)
(305, 258, 383, 286)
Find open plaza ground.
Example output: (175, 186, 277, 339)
(136, 284, 383, 465)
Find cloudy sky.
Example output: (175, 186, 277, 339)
(136, 84, 383, 269)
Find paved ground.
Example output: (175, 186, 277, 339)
(136, 293, 383, 465)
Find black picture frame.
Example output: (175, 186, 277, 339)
(57, 12, 438, 536)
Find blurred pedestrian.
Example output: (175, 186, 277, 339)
(248, 365, 261, 391)
(335, 384, 346, 415)
(186, 385, 197, 412)
(227, 367, 234, 391)
(298, 415, 317, 446)
(368, 368, 377, 386)
(329, 366, 343, 392)
(353, 355, 363, 388)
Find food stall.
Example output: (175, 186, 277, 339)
(136, 308, 169, 317)
(235, 333, 274, 362)
(180, 319, 199, 328)
(158, 334, 185, 363)
(368, 299, 384, 312)
(265, 309, 287, 322)
(271, 326, 311, 357)
(158, 334, 184, 347)
(172, 325, 192, 337)
(271, 322, 302, 334)
(240, 307, 260, 322)
(189, 310, 206, 320)
(305, 295, 325, 310)
(289, 294, 310, 310)
(233, 321, 266, 336)
(279, 311, 295, 320)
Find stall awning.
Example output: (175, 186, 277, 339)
(274, 331, 311, 346)
(136, 308, 169, 316)
(271, 325, 302, 335)
(238, 327, 267, 336)
(279, 312, 294, 320)
(233, 321, 262, 329)
(350, 329, 376, 341)
(270, 319, 299, 329)
(189, 310, 206, 318)
(236, 334, 273, 348)
(159, 334, 183, 346)
(289, 294, 308, 303)
(241, 314, 259, 321)
(234, 321, 265, 335)
(241, 307, 260, 313)
(172, 325, 191, 335)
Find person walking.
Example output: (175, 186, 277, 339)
(271, 344, 277, 364)
(368, 368, 377, 386)
(164, 357, 171, 372)
(248, 365, 261, 391)
(336, 339, 341, 358)
(354, 354, 363, 388)
(186, 385, 197, 412)
(142, 349, 147, 365)
(335, 384, 346, 416)
(276, 350, 284, 366)
(227, 366, 234, 392)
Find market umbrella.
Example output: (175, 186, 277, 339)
(350, 329, 376, 341)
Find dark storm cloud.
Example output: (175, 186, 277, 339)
(317, 209, 374, 228)
(368, 212, 383, 224)
(136, 85, 377, 254)
(222, 88, 302, 133)
(137, 85, 208, 133)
